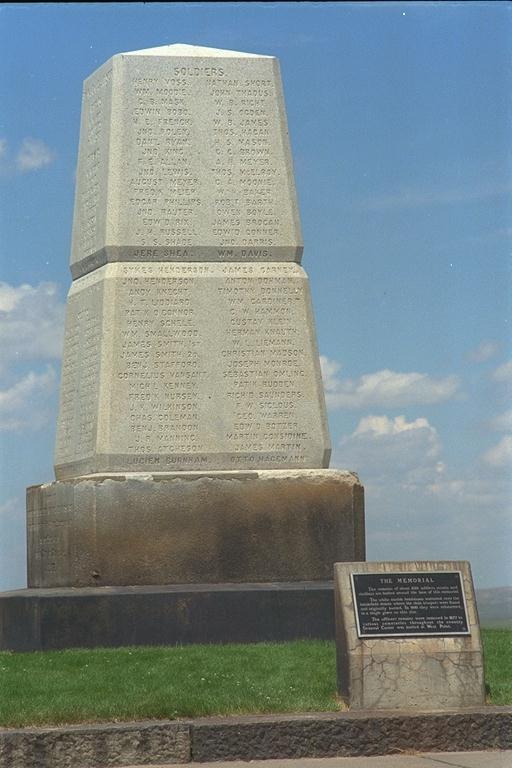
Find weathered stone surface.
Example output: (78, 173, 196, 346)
(54, 262, 330, 478)
(0, 582, 336, 651)
(27, 470, 363, 588)
(190, 709, 512, 761)
(334, 561, 485, 710)
(71, 44, 302, 279)
(0, 721, 190, 768)
(1, 710, 511, 768)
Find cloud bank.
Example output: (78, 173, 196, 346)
(338, 414, 444, 487)
(16, 138, 55, 172)
(492, 360, 512, 383)
(320, 356, 459, 409)
(468, 340, 500, 364)
(0, 367, 57, 431)
(331, 411, 511, 587)
(0, 281, 65, 432)
(0, 281, 65, 371)
(0, 137, 55, 174)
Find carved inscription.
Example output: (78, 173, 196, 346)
(73, 66, 112, 259)
(107, 263, 323, 470)
(123, 59, 292, 257)
(219, 274, 306, 461)
(55, 272, 103, 464)
(70, 49, 304, 275)
(57, 48, 329, 477)
(27, 487, 71, 580)
(117, 268, 203, 458)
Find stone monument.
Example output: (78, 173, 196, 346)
(1, 45, 365, 651)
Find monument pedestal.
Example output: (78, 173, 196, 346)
(0, 470, 365, 651)
(28, 469, 364, 588)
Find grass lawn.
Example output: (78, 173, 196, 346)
(0, 630, 510, 728)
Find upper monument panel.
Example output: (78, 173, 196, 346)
(70, 44, 303, 278)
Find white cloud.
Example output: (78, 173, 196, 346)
(483, 436, 512, 468)
(0, 138, 7, 160)
(0, 282, 33, 312)
(333, 414, 512, 587)
(490, 409, 512, 432)
(468, 340, 500, 363)
(16, 137, 55, 172)
(427, 477, 510, 507)
(320, 356, 459, 409)
(0, 281, 65, 372)
(0, 367, 57, 431)
(492, 360, 512, 383)
(0, 281, 64, 433)
(319, 355, 342, 392)
(335, 411, 510, 516)
(353, 414, 435, 438)
(336, 414, 444, 487)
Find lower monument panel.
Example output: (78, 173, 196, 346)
(0, 582, 335, 652)
(27, 469, 364, 588)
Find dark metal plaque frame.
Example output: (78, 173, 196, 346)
(350, 570, 471, 638)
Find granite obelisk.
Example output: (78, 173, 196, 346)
(55, 44, 330, 477)
(2, 45, 365, 650)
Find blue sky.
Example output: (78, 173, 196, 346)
(0, 2, 510, 590)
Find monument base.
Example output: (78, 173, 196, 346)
(27, 469, 365, 588)
(0, 581, 335, 652)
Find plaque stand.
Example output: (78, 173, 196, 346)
(334, 561, 485, 710)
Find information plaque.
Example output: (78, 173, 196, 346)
(351, 571, 470, 637)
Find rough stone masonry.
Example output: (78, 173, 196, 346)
(25, 44, 365, 596)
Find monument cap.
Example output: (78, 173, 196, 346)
(116, 43, 273, 58)
(71, 42, 303, 278)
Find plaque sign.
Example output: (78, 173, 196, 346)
(351, 571, 470, 638)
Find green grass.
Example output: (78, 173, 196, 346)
(483, 629, 512, 705)
(0, 640, 338, 728)
(0, 630, 510, 728)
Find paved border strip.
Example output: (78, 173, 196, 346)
(0, 708, 510, 768)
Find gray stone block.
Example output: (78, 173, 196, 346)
(54, 263, 330, 478)
(189, 709, 512, 761)
(0, 721, 190, 768)
(334, 560, 485, 710)
(71, 44, 302, 279)
(27, 470, 364, 588)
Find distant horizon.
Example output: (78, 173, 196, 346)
(0, 2, 511, 591)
